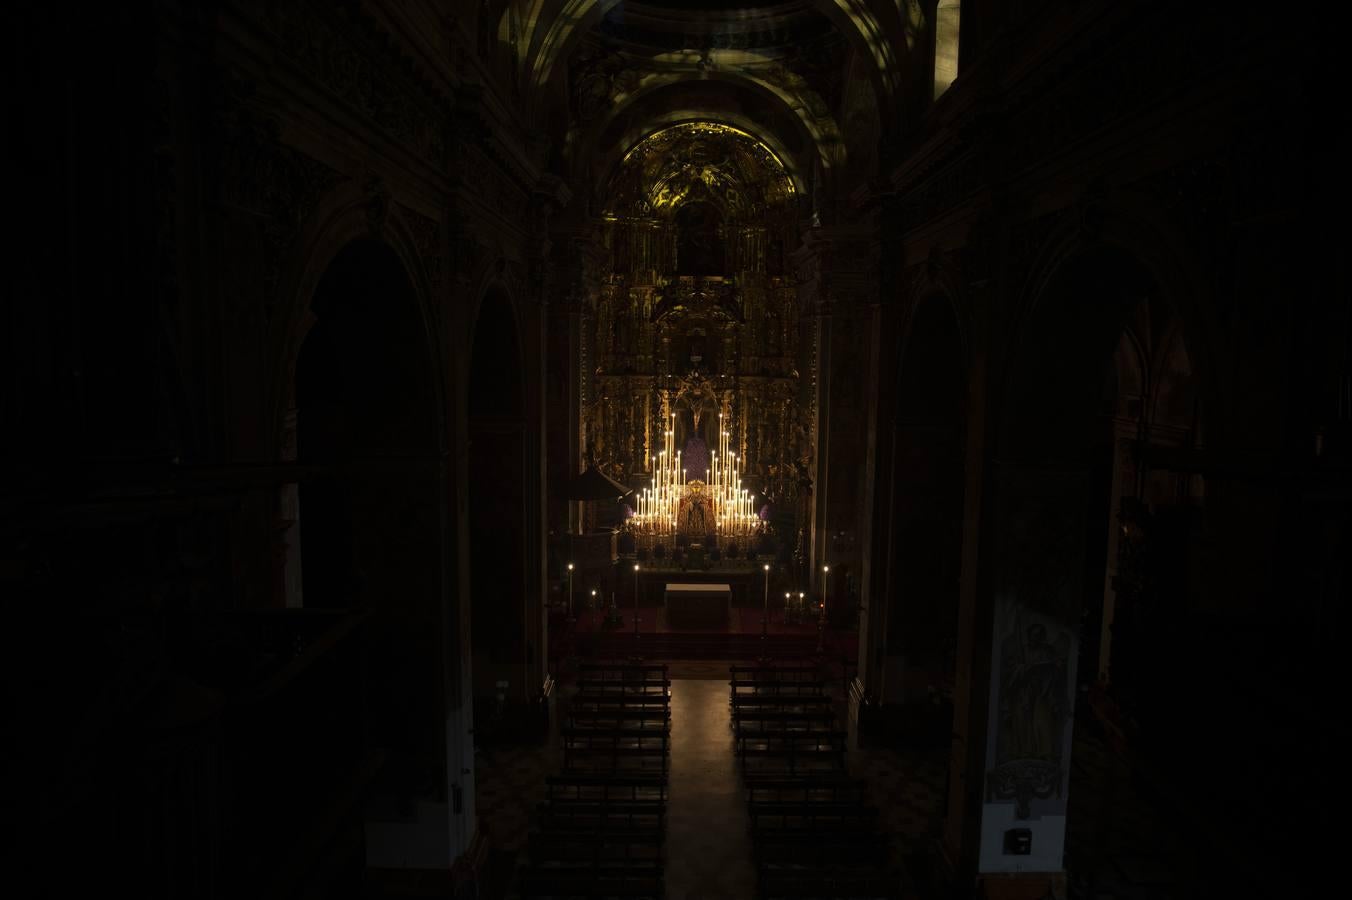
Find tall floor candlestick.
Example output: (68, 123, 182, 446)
(763, 563, 771, 625)
(822, 564, 830, 621)
(567, 563, 575, 622)
(633, 563, 641, 642)
(818, 565, 829, 655)
(759, 563, 771, 663)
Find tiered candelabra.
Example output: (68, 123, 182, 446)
(627, 411, 762, 540)
(630, 414, 683, 536)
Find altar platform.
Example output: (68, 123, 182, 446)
(664, 582, 731, 629)
(552, 604, 856, 662)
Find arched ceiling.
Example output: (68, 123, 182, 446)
(603, 122, 796, 220)
(579, 79, 814, 210)
(493, 0, 918, 214)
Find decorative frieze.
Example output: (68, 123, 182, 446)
(213, 74, 343, 318)
(259, 0, 450, 166)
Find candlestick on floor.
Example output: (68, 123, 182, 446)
(567, 563, 575, 623)
(631, 562, 642, 660)
(758, 563, 771, 664)
(817, 564, 830, 655)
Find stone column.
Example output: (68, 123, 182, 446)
(854, 197, 904, 730)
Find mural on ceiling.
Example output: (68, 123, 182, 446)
(583, 122, 814, 546)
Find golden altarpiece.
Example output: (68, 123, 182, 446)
(581, 124, 816, 558)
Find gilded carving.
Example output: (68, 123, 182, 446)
(585, 123, 813, 546)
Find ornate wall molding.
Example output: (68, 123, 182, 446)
(252, 0, 451, 167)
(213, 73, 345, 321)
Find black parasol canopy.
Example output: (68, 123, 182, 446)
(565, 463, 633, 502)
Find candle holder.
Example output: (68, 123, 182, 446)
(630, 563, 645, 662)
(758, 563, 771, 664)
(816, 566, 828, 656)
(566, 563, 575, 623)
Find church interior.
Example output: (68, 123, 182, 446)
(6, 2, 1342, 899)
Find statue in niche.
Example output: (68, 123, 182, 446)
(676, 202, 725, 276)
(612, 309, 633, 355)
(764, 312, 782, 356)
(686, 329, 707, 369)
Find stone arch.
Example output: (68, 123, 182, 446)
(286, 232, 457, 866)
(270, 179, 444, 460)
(577, 67, 844, 188)
(524, 0, 905, 122)
(879, 289, 969, 710)
(973, 230, 1216, 868)
(1003, 195, 1220, 437)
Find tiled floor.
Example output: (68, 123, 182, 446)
(1063, 718, 1200, 900)
(665, 678, 758, 900)
(849, 741, 949, 883)
(472, 668, 1210, 900)
(473, 736, 558, 856)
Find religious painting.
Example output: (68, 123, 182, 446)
(983, 464, 1086, 821)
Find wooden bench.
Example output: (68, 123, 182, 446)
(568, 708, 672, 731)
(745, 777, 868, 804)
(518, 862, 664, 899)
(748, 801, 880, 831)
(736, 730, 847, 756)
(731, 710, 838, 733)
(563, 729, 671, 764)
(570, 695, 671, 713)
(740, 746, 847, 776)
(545, 774, 669, 804)
(537, 800, 665, 832)
(756, 866, 898, 900)
(731, 693, 833, 713)
(752, 831, 889, 867)
(576, 678, 672, 697)
(579, 663, 669, 681)
(731, 679, 828, 698)
(528, 829, 664, 864)
(563, 726, 671, 744)
(731, 664, 822, 684)
(561, 746, 670, 775)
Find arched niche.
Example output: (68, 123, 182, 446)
(882, 293, 967, 710)
(975, 243, 1205, 874)
(291, 236, 449, 863)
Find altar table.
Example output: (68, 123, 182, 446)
(664, 583, 732, 630)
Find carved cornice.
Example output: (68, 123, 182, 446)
(252, 0, 452, 168)
(213, 73, 343, 316)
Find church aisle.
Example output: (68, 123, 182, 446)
(665, 677, 757, 900)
